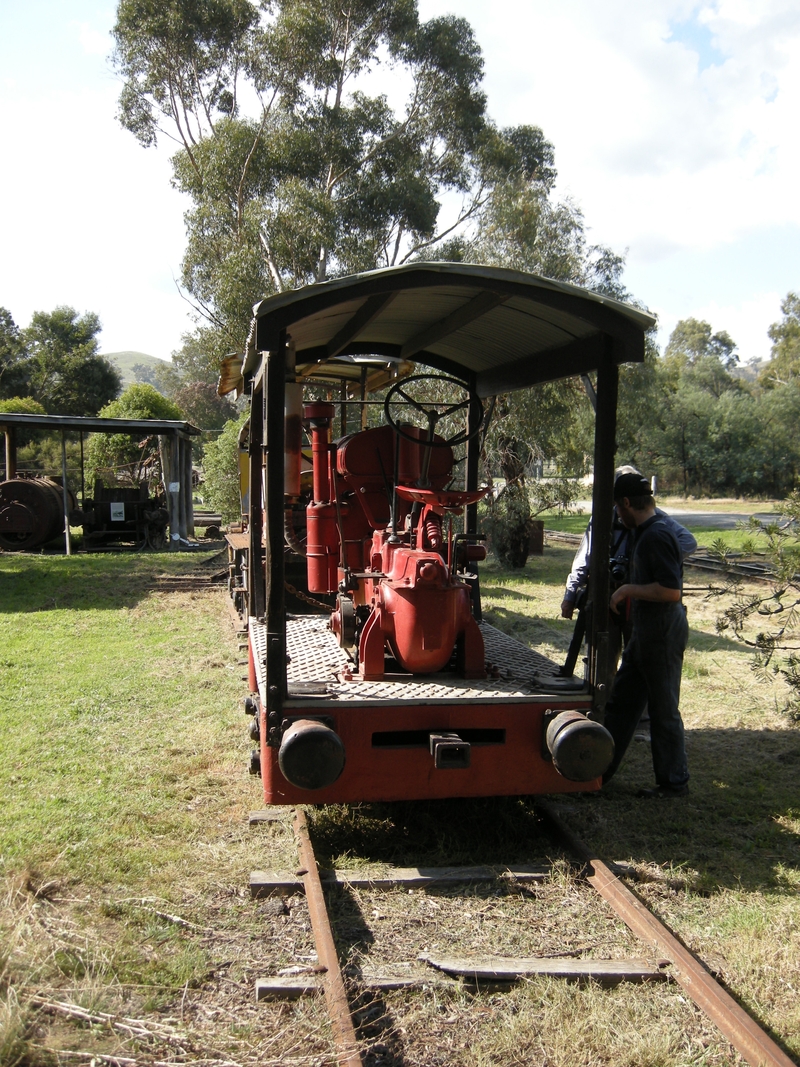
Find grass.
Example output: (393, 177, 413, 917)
(0, 536, 798, 1066)
(541, 499, 786, 554)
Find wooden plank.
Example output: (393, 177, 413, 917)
(256, 976, 321, 1000)
(249, 863, 550, 897)
(256, 970, 450, 1000)
(421, 954, 669, 982)
(225, 531, 250, 550)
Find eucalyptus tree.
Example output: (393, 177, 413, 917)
(761, 292, 800, 387)
(113, 0, 516, 349)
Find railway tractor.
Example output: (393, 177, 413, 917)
(220, 263, 655, 805)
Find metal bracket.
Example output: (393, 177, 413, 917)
(429, 732, 471, 769)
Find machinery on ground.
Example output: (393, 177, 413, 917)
(0, 476, 79, 551)
(221, 263, 655, 804)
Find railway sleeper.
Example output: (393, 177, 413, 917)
(247, 807, 797, 1067)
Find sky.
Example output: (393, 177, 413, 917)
(0, 1, 798, 365)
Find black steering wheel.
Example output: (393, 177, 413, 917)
(383, 374, 484, 448)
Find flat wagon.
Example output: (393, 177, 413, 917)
(222, 263, 654, 804)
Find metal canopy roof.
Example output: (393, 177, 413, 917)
(247, 262, 655, 397)
(0, 413, 202, 436)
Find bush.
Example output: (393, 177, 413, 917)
(0, 397, 46, 416)
(86, 384, 183, 487)
(488, 485, 531, 569)
(201, 412, 248, 524)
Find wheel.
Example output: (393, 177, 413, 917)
(383, 374, 483, 448)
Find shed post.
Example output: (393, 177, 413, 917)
(169, 431, 181, 548)
(263, 335, 288, 717)
(61, 430, 72, 556)
(177, 434, 188, 540)
(248, 379, 265, 619)
(588, 342, 618, 714)
(4, 426, 16, 481)
(184, 433, 195, 537)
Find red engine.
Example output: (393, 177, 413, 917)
(302, 402, 488, 681)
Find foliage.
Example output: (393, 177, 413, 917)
(113, 1, 600, 358)
(0, 397, 47, 416)
(151, 326, 238, 406)
(0, 397, 49, 456)
(618, 316, 800, 497)
(663, 316, 738, 370)
(97, 382, 184, 422)
(173, 380, 238, 430)
(170, 326, 234, 387)
(2, 306, 121, 415)
(86, 384, 184, 488)
(19, 306, 121, 415)
(0, 308, 29, 400)
(465, 129, 630, 509)
(760, 292, 800, 387)
(712, 495, 800, 720)
(200, 410, 248, 522)
(131, 361, 161, 387)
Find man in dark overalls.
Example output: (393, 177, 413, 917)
(602, 472, 690, 798)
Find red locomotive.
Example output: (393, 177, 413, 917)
(220, 263, 654, 804)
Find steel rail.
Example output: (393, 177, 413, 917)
(293, 807, 363, 1067)
(537, 801, 796, 1067)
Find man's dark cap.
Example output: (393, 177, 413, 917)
(613, 472, 651, 500)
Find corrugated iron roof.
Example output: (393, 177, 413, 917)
(244, 262, 655, 397)
(0, 413, 202, 435)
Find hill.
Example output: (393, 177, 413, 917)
(103, 350, 170, 389)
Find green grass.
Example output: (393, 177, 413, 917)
(0, 554, 242, 884)
(1, 545, 799, 1066)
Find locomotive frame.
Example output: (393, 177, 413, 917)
(228, 262, 655, 804)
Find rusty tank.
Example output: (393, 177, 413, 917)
(0, 477, 76, 551)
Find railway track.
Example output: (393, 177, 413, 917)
(545, 530, 777, 584)
(248, 805, 796, 1067)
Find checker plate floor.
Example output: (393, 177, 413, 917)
(251, 614, 583, 704)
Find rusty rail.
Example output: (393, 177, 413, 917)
(537, 800, 796, 1067)
(293, 807, 363, 1067)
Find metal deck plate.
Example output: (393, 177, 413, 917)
(251, 615, 582, 705)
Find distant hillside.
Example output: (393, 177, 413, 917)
(103, 350, 170, 389)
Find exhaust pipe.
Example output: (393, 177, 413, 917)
(545, 710, 614, 782)
(278, 719, 346, 790)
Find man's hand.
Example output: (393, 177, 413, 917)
(611, 582, 680, 612)
(609, 586, 628, 614)
(560, 599, 575, 619)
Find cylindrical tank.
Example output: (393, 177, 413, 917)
(305, 501, 340, 592)
(278, 719, 346, 790)
(0, 478, 75, 550)
(545, 709, 615, 782)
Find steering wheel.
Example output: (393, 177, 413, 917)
(383, 374, 484, 448)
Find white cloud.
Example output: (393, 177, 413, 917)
(76, 21, 112, 57)
(0, 79, 190, 357)
(416, 0, 800, 357)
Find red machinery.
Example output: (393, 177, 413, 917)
(302, 376, 488, 682)
(223, 264, 656, 805)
